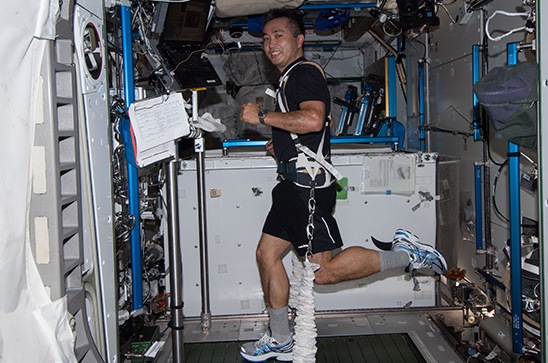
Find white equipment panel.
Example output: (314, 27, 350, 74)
(178, 148, 438, 317)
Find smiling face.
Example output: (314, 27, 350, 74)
(262, 17, 305, 72)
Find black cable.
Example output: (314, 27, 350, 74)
(321, 41, 343, 79)
(81, 301, 108, 363)
(485, 136, 505, 167)
(143, 276, 153, 306)
(409, 38, 426, 59)
(492, 159, 510, 223)
(110, 8, 123, 99)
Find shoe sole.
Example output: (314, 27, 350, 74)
(240, 351, 292, 362)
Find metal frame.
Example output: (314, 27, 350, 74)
(474, 162, 484, 252)
(538, 1, 548, 361)
(472, 45, 484, 253)
(73, 2, 119, 360)
(30, 1, 107, 360)
(418, 60, 426, 152)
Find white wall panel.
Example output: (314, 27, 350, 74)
(178, 148, 438, 317)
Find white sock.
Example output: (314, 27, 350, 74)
(378, 250, 410, 272)
(267, 306, 291, 343)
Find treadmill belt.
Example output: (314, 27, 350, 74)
(183, 333, 427, 362)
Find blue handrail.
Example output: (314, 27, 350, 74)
(472, 44, 482, 141)
(507, 41, 523, 354)
(121, 5, 143, 311)
(222, 135, 400, 151)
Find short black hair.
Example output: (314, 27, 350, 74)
(264, 9, 305, 37)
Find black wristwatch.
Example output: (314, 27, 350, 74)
(258, 109, 268, 125)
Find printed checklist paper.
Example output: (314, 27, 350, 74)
(128, 93, 190, 166)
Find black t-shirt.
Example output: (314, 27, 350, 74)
(273, 57, 331, 163)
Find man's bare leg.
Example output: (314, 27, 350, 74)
(255, 233, 293, 343)
(256, 233, 292, 308)
(310, 246, 381, 285)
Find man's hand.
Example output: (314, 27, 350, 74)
(240, 102, 261, 125)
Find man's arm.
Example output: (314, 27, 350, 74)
(240, 100, 325, 134)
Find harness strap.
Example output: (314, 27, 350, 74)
(277, 61, 343, 187)
(291, 132, 343, 181)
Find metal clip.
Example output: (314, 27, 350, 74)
(411, 191, 434, 211)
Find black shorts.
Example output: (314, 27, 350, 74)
(262, 180, 344, 256)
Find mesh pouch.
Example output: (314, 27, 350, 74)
(473, 61, 538, 149)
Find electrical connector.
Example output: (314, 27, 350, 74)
(521, 169, 538, 192)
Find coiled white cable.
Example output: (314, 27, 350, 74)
(485, 10, 531, 42)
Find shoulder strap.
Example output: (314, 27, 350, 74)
(301, 61, 326, 78)
(277, 61, 327, 115)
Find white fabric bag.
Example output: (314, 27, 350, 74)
(215, 0, 304, 18)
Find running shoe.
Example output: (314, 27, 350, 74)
(391, 229, 448, 274)
(240, 330, 293, 362)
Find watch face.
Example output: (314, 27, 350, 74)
(258, 109, 267, 124)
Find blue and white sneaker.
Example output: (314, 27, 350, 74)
(391, 229, 448, 274)
(240, 330, 293, 362)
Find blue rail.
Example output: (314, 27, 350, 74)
(472, 44, 482, 141)
(222, 135, 400, 151)
(418, 61, 426, 152)
(474, 163, 484, 251)
(507, 42, 522, 354)
(121, 5, 143, 311)
(472, 44, 484, 253)
(387, 56, 397, 119)
(222, 139, 269, 148)
(385, 56, 405, 148)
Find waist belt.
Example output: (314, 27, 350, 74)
(277, 160, 331, 188)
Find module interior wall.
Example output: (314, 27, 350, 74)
(177, 151, 438, 317)
(425, 0, 538, 286)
